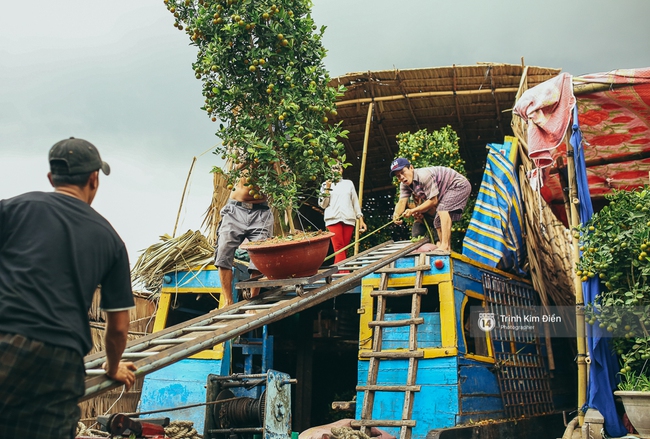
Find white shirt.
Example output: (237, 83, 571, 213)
(318, 179, 363, 227)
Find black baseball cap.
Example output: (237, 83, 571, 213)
(389, 157, 411, 177)
(49, 137, 111, 176)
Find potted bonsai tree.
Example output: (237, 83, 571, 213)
(166, 0, 348, 278)
(577, 187, 650, 437)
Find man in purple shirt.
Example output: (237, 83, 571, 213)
(390, 158, 472, 253)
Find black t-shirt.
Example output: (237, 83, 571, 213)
(0, 191, 134, 356)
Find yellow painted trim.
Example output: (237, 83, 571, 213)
(452, 253, 531, 284)
(358, 347, 458, 360)
(361, 274, 451, 289)
(152, 292, 224, 360)
(464, 353, 495, 363)
(188, 345, 224, 360)
(161, 287, 222, 294)
(358, 284, 375, 351)
(153, 293, 171, 333)
(438, 280, 456, 348)
(464, 289, 485, 300)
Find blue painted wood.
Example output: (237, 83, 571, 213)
(382, 313, 441, 349)
(458, 358, 500, 395)
(356, 357, 459, 437)
(163, 267, 222, 289)
(139, 358, 227, 435)
(460, 395, 504, 413)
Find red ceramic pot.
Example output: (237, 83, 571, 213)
(241, 231, 334, 280)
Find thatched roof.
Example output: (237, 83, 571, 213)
(328, 63, 562, 191)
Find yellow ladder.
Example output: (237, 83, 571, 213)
(353, 253, 430, 439)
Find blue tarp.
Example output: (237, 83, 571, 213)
(572, 106, 627, 437)
(462, 145, 525, 274)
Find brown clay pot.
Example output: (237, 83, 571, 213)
(241, 232, 334, 280)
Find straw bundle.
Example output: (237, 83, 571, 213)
(130, 230, 215, 293)
(202, 171, 231, 246)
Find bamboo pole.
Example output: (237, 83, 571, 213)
(173, 156, 197, 238)
(335, 87, 520, 107)
(334, 81, 627, 109)
(355, 102, 374, 255)
(566, 134, 588, 427)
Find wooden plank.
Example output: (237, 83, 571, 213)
(370, 288, 428, 297)
(375, 265, 430, 274)
(356, 385, 421, 392)
(368, 318, 424, 328)
(359, 351, 424, 359)
(234, 266, 338, 289)
(351, 420, 417, 427)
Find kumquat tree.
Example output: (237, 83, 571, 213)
(166, 0, 348, 230)
(577, 187, 650, 390)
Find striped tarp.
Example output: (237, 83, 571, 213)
(462, 144, 525, 274)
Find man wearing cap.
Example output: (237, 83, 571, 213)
(0, 137, 137, 438)
(390, 158, 472, 253)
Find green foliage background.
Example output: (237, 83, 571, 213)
(394, 126, 474, 252)
(577, 187, 650, 388)
(167, 0, 347, 212)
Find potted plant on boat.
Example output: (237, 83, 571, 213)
(577, 187, 650, 437)
(166, 0, 348, 279)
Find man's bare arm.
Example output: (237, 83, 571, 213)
(104, 310, 137, 389)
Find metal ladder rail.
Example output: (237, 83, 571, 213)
(354, 253, 430, 439)
(84, 242, 408, 369)
(82, 239, 428, 401)
(84, 241, 408, 369)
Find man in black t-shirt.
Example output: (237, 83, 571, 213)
(0, 137, 137, 439)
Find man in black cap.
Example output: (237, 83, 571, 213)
(0, 137, 137, 438)
(390, 158, 471, 253)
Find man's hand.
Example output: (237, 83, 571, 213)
(392, 213, 403, 225)
(358, 218, 367, 233)
(103, 361, 137, 390)
(403, 209, 422, 219)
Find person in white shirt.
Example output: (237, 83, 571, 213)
(319, 166, 367, 266)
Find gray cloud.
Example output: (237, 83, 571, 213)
(2, 0, 649, 265)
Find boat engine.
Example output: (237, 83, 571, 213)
(204, 369, 294, 439)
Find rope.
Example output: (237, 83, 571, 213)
(75, 420, 202, 439)
(75, 422, 110, 438)
(165, 420, 202, 439)
(324, 216, 401, 262)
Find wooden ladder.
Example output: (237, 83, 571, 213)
(353, 253, 430, 439)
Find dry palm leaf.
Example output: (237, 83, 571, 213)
(130, 230, 215, 293)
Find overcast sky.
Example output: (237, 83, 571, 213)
(2, 0, 649, 266)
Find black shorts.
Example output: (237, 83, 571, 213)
(0, 332, 85, 439)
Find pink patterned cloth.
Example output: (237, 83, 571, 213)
(513, 72, 576, 169)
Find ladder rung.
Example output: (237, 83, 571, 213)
(360, 351, 424, 359)
(121, 352, 159, 358)
(356, 385, 421, 392)
(350, 420, 416, 428)
(182, 325, 228, 332)
(370, 288, 427, 297)
(216, 314, 250, 320)
(150, 338, 196, 345)
(368, 318, 424, 328)
(375, 264, 431, 274)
